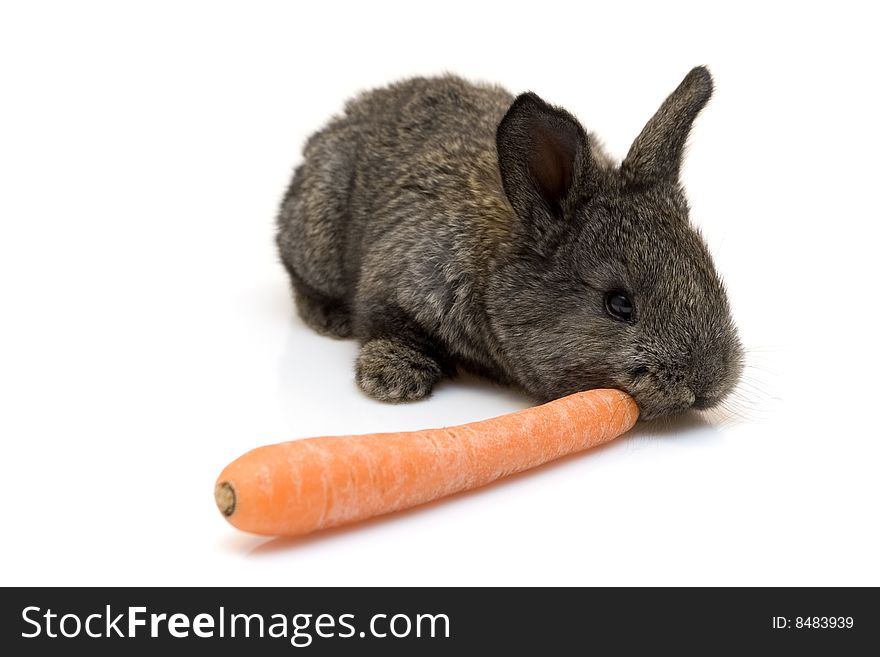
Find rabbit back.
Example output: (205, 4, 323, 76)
(276, 76, 517, 349)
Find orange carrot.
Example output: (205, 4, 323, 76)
(215, 388, 638, 536)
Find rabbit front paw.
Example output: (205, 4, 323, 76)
(355, 338, 442, 402)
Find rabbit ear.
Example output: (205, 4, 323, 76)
(496, 92, 593, 225)
(622, 66, 713, 185)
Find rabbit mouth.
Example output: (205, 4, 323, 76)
(635, 399, 695, 422)
(623, 375, 698, 422)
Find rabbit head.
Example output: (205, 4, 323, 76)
(490, 67, 743, 420)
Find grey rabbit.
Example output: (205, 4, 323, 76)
(276, 67, 743, 421)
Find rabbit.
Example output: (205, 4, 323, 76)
(276, 67, 743, 421)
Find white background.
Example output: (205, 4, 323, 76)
(1, 1, 877, 586)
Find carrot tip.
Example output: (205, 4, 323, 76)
(214, 481, 236, 517)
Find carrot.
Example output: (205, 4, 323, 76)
(215, 388, 638, 537)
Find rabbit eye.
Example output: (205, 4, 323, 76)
(604, 291, 634, 321)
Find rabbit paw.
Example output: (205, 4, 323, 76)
(355, 338, 442, 402)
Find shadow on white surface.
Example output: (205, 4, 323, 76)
(238, 411, 719, 556)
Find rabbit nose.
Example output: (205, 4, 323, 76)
(683, 387, 696, 406)
(693, 394, 715, 409)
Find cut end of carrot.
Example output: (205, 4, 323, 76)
(214, 481, 236, 517)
